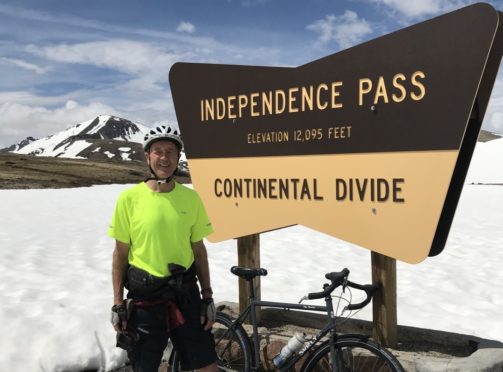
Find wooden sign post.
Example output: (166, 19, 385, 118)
(371, 252, 398, 348)
(237, 233, 261, 323)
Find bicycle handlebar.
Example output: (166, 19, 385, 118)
(305, 268, 380, 312)
(344, 281, 380, 311)
(306, 268, 349, 300)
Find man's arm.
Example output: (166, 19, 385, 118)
(112, 240, 129, 331)
(192, 240, 215, 330)
(192, 240, 212, 297)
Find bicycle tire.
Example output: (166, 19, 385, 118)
(301, 336, 404, 372)
(169, 311, 252, 371)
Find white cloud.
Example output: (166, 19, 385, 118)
(177, 21, 196, 34)
(0, 99, 120, 146)
(367, 0, 471, 21)
(23, 37, 281, 88)
(0, 3, 59, 24)
(0, 57, 49, 75)
(25, 40, 182, 84)
(0, 4, 231, 58)
(0, 91, 72, 107)
(240, 0, 270, 6)
(307, 10, 373, 50)
(26, 40, 169, 75)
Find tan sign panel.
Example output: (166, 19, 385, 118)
(170, 3, 502, 263)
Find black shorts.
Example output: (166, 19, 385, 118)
(170, 285, 217, 370)
(127, 284, 217, 371)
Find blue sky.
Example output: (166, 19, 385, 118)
(0, 0, 502, 147)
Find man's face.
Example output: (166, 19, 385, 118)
(146, 140, 179, 178)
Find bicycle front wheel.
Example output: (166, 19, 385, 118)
(301, 336, 404, 372)
(169, 311, 252, 372)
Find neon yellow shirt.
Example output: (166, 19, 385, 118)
(108, 182, 213, 277)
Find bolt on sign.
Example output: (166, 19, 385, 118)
(170, 3, 502, 264)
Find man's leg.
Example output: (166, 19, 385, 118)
(171, 286, 218, 371)
(128, 305, 169, 372)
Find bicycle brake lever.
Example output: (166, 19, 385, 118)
(298, 296, 308, 304)
(342, 278, 349, 293)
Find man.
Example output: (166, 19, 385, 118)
(109, 125, 218, 372)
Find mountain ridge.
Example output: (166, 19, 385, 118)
(3, 115, 150, 161)
(0, 115, 193, 189)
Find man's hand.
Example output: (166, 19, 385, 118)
(111, 303, 128, 332)
(200, 298, 216, 331)
(111, 240, 129, 331)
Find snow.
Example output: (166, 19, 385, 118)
(118, 147, 132, 160)
(0, 140, 502, 371)
(179, 151, 187, 163)
(11, 115, 148, 159)
(104, 151, 115, 159)
(15, 124, 87, 157)
(58, 139, 91, 159)
(465, 137, 503, 184)
(124, 126, 148, 144)
(87, 115, 111, 135)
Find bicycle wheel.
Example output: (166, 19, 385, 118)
(169, 311, 252, 371)
(301, 336, 404, 372)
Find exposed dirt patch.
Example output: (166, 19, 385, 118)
(0, 153, 190, 189)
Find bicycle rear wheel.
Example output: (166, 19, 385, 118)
(169, 311, 252, 371)
(301, 336, 404, 372)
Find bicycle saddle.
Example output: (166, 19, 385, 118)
(230, 266, 268, 280)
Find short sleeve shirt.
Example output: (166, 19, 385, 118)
(108, 182, 213, 277)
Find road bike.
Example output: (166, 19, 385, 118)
(169, 266, 405, 371)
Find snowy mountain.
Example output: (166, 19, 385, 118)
(8, 115, 149, 161)
(2, 115, 190, 175)
(3, 136, 37, 152)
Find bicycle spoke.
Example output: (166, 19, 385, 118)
(305, 342, 401, 372)
(340, 346, 396, 371)
(213, 320, 248, 371)
(169, 313, 252, 372)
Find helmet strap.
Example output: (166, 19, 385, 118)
(144, 175, 175, 185)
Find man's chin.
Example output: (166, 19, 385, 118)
(155, 170, 174, 179)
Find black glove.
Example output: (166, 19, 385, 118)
(116, 330, 139, 351)
(200, 298, 216, 323)
(111, 304, 128, 329)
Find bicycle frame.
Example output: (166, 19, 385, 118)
(233, 280, 341, 371)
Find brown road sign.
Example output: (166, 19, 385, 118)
(170, 3, 502, 263)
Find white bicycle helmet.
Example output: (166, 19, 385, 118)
(143, 125, 184, 152)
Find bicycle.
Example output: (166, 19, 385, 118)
(169, 266, 405, 371)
